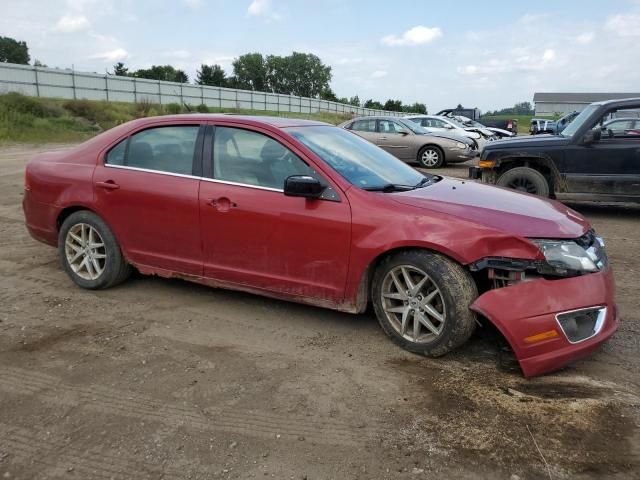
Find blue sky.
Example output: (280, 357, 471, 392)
(3, 0, 640, 112)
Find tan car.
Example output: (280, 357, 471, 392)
(339, 116, 477, 168)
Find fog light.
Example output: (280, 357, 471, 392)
(556, 307, 606, 344)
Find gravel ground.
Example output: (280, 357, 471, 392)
(0, 145, 638, 480)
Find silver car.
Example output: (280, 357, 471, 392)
(338, 116, 477, 168)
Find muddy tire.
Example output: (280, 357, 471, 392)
(417, 145, 445, 169)
(496, 166, 550, 197)
(58, 211, 131, 290)
(371, 250, 477, 357)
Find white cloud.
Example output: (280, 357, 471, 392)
(381, 25, 442, 46)
(542, 48, 556, 62)
(458, 65, 478, 75)
(182, 0, 203, 8)
(371, 70, 388, 78)
(53, 14, 90, 32)
(89, 48, 128, 62)
(248, 0, 281, 20)
(575, 32, 594, 44)
(605, 14, 640, 36)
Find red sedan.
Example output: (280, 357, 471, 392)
(23, 115, 618, 376)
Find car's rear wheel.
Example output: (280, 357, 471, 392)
(372, 250, 477, 357)
(58, 211, 131, 290)
(417, 145, 444, 168)
(496, 166, 550, 197)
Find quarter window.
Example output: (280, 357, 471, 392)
(212, 127, 315, 190)
(106, 126, 200, 175)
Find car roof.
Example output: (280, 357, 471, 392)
(591, 97, 640, 107)
(130, 114, 331, 129)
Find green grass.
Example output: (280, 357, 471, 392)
(481, 114, 557, 134)
(0, 93, 352, 144)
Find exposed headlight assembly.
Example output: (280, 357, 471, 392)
(455, 142, 467, 149)
(530, 237, 608, 276)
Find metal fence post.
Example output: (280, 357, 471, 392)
(158, 80, 162, 105)
(180, 82, 183, 106)
(33, 65, 40, 97)
(105, 74, 109, 102)
(133, 77, 137, 103)
(71, 67, 76, 99)
(200, 85, 204, 106)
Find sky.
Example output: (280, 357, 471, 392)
(2, 0, 640, 112)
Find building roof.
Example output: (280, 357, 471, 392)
(533, 92, 640, 103)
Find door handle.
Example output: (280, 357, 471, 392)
(207, 197, 237, 212)
(380, 136, 388, 140)
(96, 180, 120, 190)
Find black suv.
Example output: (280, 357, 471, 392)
(470, 98, 640, 202)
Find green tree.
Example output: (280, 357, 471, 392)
(319, 86, 338, 102)
(265, 54, 291, 94)
(112, 62, 128, 76)
(383, 99, 402, 111)
(349, 95, 360, 107)
(33, 59, 47, 67)
(364, 99, 384, 110)
(132, 65, 188, 83)
(284, 52, 332, 97)
(196, 64, 227, 87)
(232, 53, 267, 91)
(0, 36, 30, 64)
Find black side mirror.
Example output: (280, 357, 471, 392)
(284, 175, 325, 199)
(582, 128, 602, 145)
(396, 128, 410, 135)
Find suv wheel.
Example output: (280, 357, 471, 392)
(372, 250, 477, 357)
(496, 166, 550, 197)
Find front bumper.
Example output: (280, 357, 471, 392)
(448, 149, 477, 163)
(470, 268, 618, 377)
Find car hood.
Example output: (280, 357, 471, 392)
(390, 177, 589, 238)
(484, 134, 570, 150)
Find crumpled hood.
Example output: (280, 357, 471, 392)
(390, 177, 589, 238)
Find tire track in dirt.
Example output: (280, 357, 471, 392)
(0, 367, 383, 447)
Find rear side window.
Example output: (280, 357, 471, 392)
(106, 126, 200, 175)
(351, 119, 377, 132)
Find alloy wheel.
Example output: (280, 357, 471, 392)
(507, 177, 538, 194)
(380, 265, 446, 343)
(65, 223, 107, 280)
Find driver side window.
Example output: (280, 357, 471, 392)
(378, 120, 401, 134)
(212, 127, 315, 190)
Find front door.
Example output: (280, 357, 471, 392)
(563, 131, 640, 196)
(376, 119, 412, 160)
(198, 125, 352, 304)
(93, 124, 204, 275)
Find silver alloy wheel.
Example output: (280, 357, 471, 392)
(381, 265, 446, 343)
(64, 223, 107, 281)
(421, 149, 440, 167)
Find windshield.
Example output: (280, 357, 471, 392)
(287, 125, 426, 190)
(397, 118, 428, 134)
(560, 105, 598, 137)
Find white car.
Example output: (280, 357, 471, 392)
(405, 115, 495, 150)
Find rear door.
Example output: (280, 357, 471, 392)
(93, 123, 204, 275)
(346, 118, 379, 144)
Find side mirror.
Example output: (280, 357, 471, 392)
(582, 128, 602, 145)
(444, 124, 454, 129)
(284, 175, 325, 199)
(396, 128, 410, 135)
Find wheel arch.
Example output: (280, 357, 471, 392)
(495, 154, 564, 194)
(353, 245, 467, 314)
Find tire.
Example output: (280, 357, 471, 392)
(371, 250, 478, 357)
(496, 166, 550, 197)
(417, 145, 444, 169)
(58, 211, 131, 290)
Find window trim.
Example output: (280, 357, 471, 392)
(103, 124, 205, 177)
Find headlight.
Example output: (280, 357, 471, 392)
(455, 142, 467, 149)
(530, 237, 607, 276)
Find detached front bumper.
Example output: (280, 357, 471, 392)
(470, 268, 618, 377)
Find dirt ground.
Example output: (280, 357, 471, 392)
(0, 144, 639, 480)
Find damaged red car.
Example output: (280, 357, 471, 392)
(23, 115, 618, 376)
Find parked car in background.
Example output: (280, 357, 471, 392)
(479, 117, 519, 136)
(470, 98, 640, 202)
(454, 115, 516, 138)
(23, 114, 618, 377)
(529, 111, 579, 135)
(339, 116, 477, 168)
(405, 115, 497, 150)
(601, 117, 639, 136)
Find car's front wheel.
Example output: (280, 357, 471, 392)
(417, 145, 444, 168)
(58, 211, 131, 290)
(372, 250, 477, 357)
(496, 166, 550, 197)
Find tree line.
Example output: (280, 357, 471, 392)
(2, 35, 426, 112)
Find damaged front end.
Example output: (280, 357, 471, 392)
(467, 230, 618, 377)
